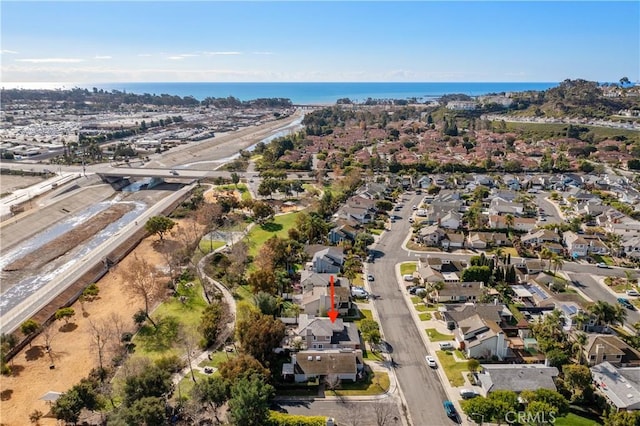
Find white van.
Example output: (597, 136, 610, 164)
(439, 342, 454, 350)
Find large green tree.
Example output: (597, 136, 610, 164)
(218, 354, 270, 389)
(192, 375, 228, 421)
(122, 397, 167, 426)
(144, 216, 175, 241)
(238, 312, 286, 366)
(228, 376, 274, 426)
(198, 300, 228, 348)
(123, 364, 172, 406)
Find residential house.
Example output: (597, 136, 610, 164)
(622, 235, 640, 259)
(311, 247, 345, 274)
(328, 220, 359, 245)
(283, 350, 363, 383)
(455, 315, 508, 360)
(591, 362, 640, 410)
(430, 282, 485, 303)
(292, 314, 361, 351)
(466, 232, 509, 249)
(439, 211, 462, 230)
(336, 205, 373, 225)
(564, 231, 589, 258)
(488, 198, 524, 216)
(417, 257, 467, 284)
(300, 272, 351, 293)
(356, 182, 388, 200)
(489, 215, 537, 232)
(442, 304, 513, 359)
(477, 364, 559, 396)
(583, 235, 610, 256)
(416, 175, 432, 189)
(442, 232, 466, 250)
(297, 286, 351, 316)
(417, 225, 446, 246)
(522, 260, 545, 275)
(584, 335, 640, 367)
(521, 229, 561, 246)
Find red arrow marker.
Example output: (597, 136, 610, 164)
(327, 275, 338, 323)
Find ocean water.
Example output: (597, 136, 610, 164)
(76, 82, 558, 105)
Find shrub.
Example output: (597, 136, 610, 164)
(267, 411, 327, 426)
(155, 355, 186, 373)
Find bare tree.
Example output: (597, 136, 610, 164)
(341, 402, 364, 426)
(88, 319, 115, 376)
(41, 324, 58, 366)
(325, 373, 342, 394)
(225, 240, 249, 289)
(179, 326, 200, 383)
(373, 401, 397, 426)
(120, 254, 163, 328)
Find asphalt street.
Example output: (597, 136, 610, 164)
(368, 192, 459, 426)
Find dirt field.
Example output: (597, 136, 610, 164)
(0, 224, 190, 426)
(0, 175, 44, 194)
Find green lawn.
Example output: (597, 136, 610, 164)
(174, 370, 209, 401)
(333, 371, 390, 396)
(400, 262, 417, 275)
(198, 350, 237, 368)
(233, 284, 254, 304)
(133, 282, 208, 360)
(198, 239, 226, 254)
(410, 296, 423, 304)
(354, 309, 373, 328)
(418, 312, 432, 321)
(370, 228, 382, 236)
(554, 413, 602, 426)
(436, 351, 466, 387)
(425, 328, 454, 342)
(415, 304, 428, 312)
(246, 212, 300, 257)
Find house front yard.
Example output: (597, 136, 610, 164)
(400, 262, 417, 275)
(332, 371, 390, 396)
(425, 328, 454, 342)
(435, 351, 466, 387)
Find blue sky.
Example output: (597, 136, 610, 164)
(1, 1, 638, 83)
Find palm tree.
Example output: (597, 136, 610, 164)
(539, 247, 553, 271)
(624, 270, 635, 292)
(612, 304, 628, 326)
(588, 301, 612, 327)
(494, 248, 505, 267)
(504, 214, 514, 233)
(571, 332, 588, 364)
(551, 254, 564, 276)
(573, 311, 590, 332)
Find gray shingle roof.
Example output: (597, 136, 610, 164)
(478, 364, 559, 393)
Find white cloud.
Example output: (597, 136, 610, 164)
(137, 53, 152, 57)
(203, 51, 242, 56)
(16, 58, 84, 63)
(166, 53, 199, 60)
(0, 50, 18, 54)
(94, 55, 112, 60)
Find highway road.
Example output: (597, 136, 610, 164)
(0, 183, 195, 334)
(367, 192, 459, 426)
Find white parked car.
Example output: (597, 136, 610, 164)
(627, 289, 640, 297)
(425, 355, 437, 368)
